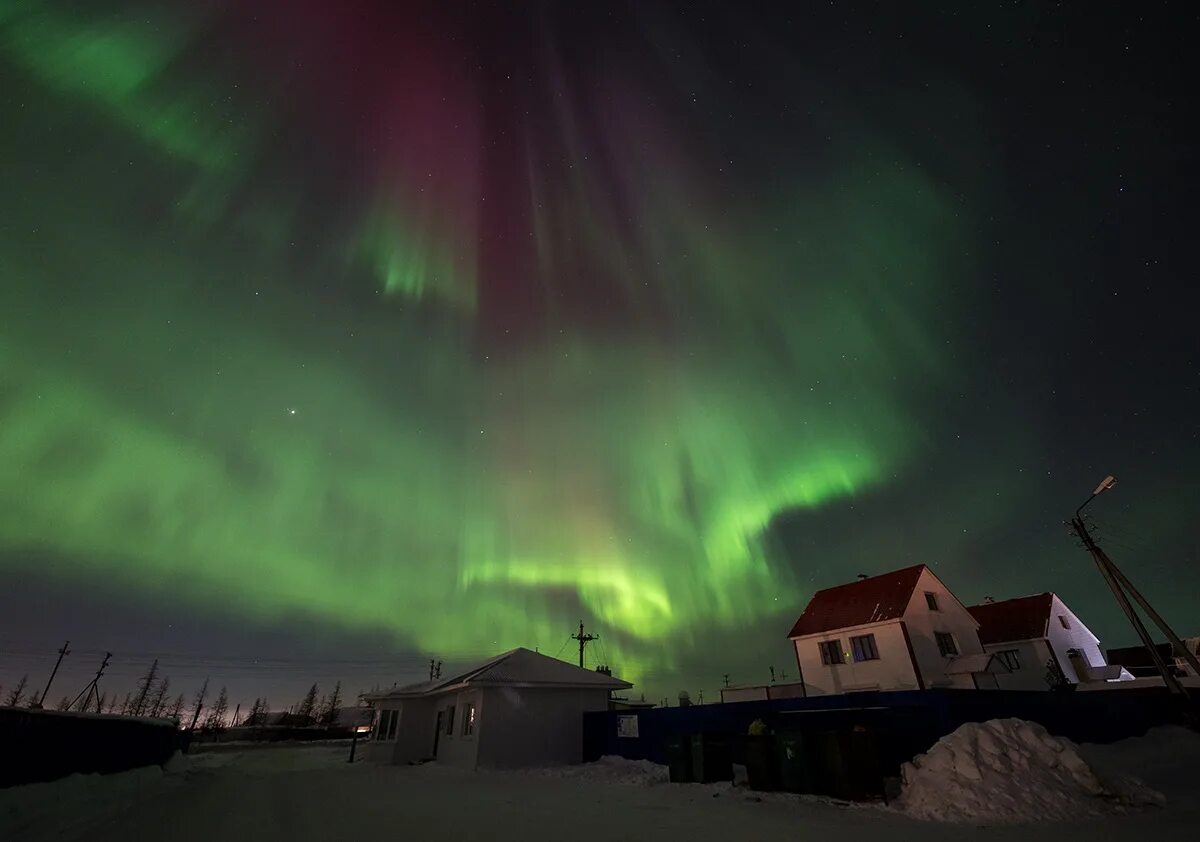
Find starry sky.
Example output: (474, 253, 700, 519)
(1, 1, 1197, 710)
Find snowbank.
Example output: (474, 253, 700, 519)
(0, 765, 166, 836)
(515, 755, 669, 786)
(895, 718, 1165, 823)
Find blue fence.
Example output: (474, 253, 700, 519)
(584, 686, 1188, 768)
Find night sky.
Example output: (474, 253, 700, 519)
(2, 1, 1197, 711)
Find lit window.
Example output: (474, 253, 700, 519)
(1058, 615, 1071, 629)
(925, 592, 940, 611)
(818, 640, 845, 665)
(936, 632, 958, 657)
(850, 634, 879, 662)
(445, 704, 456, 735)
(463, 702, 475, 736)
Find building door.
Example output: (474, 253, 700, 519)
(433, 710, 443, 757)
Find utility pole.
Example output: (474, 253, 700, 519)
(36, 641, 70, 709)
(1070, 476, 1200, 704)
(70, 652, 111, 713)
(570, 621, 598, 669)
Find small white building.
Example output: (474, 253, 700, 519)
(968, 593, 1126, 689)
(788, 564, 1007, 695)
(362, 648, 630, 769)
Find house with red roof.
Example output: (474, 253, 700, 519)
(788, 564, 1008, 695)
(968, 593, 1127, 689)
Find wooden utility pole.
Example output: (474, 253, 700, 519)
(70, 652, 111, 712)
(570, 621, 598, 669)
(36, 641, 70, 709)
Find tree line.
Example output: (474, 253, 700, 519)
(4, 665, 349, 731)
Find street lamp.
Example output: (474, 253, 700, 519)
(1075, 474, 1116, 518)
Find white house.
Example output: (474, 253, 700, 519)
(788, 564, 1008, 695)
(967, 593, 1127, 689)
(362, 647, 630, 769)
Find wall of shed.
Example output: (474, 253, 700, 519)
(475, 686, 611, 768)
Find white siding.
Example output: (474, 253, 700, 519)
(792, 621, 918, 695)
(476, 686, 610, 769)
(433, 690, 481, 769)
(1045, 595, 1107, 683)
(901, 567, 985, 689)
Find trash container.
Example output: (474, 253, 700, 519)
(774, 731, 812, 794)
(743, 734, 780, 791)
(808, 726, 883, 801)
(666, 734, 693, 783)
(810, 729, 851, 800)
(691, 733, 733, 783)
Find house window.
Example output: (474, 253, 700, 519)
(936, 632, 958, 657)
(376, 709, 398, 741)
(925, 592, 940, 611)
(850, 634, 879, 662)
(818, 640, 845, 665)
(386, 709, 398, 740)
(995, 649, 1021, 670)
(445, 704, 456, 735)
(1058, 615, 1071, 629)
(463, 702, 475, 736)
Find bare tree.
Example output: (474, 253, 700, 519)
(188, 679, 209, 731)
(4, 675, 28, 707)
(119, 692, 133, 715)
(319, 681, 343, 727)
(106, 694, 120, 714)
(149, 677, 170, 718)
(296, 684, 319, 726)
(131, 659, 160, 716)
(204, 686, 229, 731)
(169, 693, 185, 722)
(56, 695, 71, 711)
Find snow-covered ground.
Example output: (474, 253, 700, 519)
(2, 725, 1198, 842)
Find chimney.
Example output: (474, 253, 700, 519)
(984, 596, 995, 604)
(856, 573, 869, 580)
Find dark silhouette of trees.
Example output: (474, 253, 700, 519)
(131, 659, 160, 716)
(204, 686, 229, 731)
(169, 693, 186, 722)
(188, 679, 209, 730)
(296, 684, 319, 725)
(319, 681, 343, 726)
(4, 675, 28, 707)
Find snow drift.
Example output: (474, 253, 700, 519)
(895, 718, 1165, 823)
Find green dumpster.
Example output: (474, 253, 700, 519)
(775, 731, 813, 794)
(666, 734, 693, 783)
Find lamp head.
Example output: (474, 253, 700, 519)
(1092, 475, 1117, 496)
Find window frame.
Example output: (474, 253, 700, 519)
(924, 592, 940, 611)
(818, 640, 845, 666)
(995, 649, 1020, 670)
(462, 702, 475, 737)
(850, 633, 880, 662)
(445, 704, 456, 735)
(935, 631, 958, 657)
(1058, 615, 1071, 630)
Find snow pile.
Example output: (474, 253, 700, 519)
(895, 718, 1164, 823)
(0, 765, 165, 836)
(519, 755, 669, 786)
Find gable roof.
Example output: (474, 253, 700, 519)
(369, 648, 631, 700)
(787, 564, 928, 638)
(967, 593, 1054, 645)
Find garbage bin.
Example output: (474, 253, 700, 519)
(665, 734, 693, 783)
(810, 729, 851, 800)
(691, 733, 733, 783)
(774, 731, 812, 794)
(743, 734, 780, 791)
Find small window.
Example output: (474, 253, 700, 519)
(1058, 615, 1071, 629)
(463, 702, 475, 736)
(850, 634, 880, 662)
(925, 592, 940, 611)
(445, 705, 456, 735)
(995, 649, 1020, 670)
(936, 632, 958, 657)
(818, 640, 845, 665)
(386, 709, 398, 740)
(376, 709, 398, 741)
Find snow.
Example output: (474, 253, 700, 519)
(894, 718, 1166, 823)
(2, 725, 1197, 841)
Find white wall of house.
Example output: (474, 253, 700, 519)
(476, 686, 610, 769)
(1045, 595, 1106, 683)
(431, 690, 481, 769)
(984, 639, 1056, 691)
(901, 567, 986, 689)
(792, 621, 918, 695)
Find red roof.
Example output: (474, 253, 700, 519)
(787, 564, 928, 638)
(967, 593, 1053, 645)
